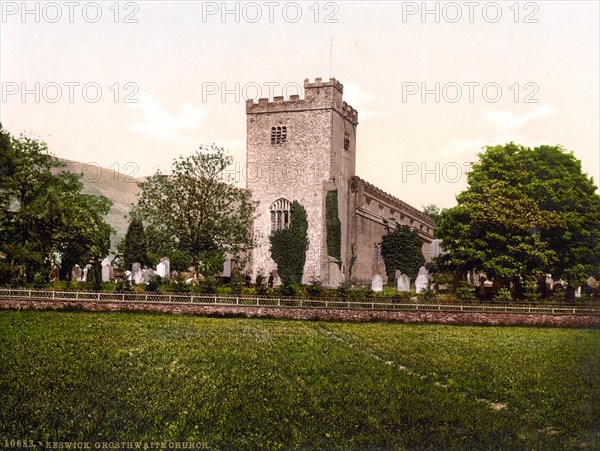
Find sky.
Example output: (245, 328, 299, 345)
(1, 0, 599, 210)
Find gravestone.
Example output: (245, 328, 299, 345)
(397, 273, 410, 292)
(156, 257, 170, 279)
(124, 270, 132, 282)
(415, 266, 429, 294)
(132, 263, 142, 284)
(371, 274, 383, 292)
(81, 264, 92, 282)
(141, 268, 155, 283)
(101, 257, 113, 282)
(50, 264, 60, 282)
(71, 264, 81, 282)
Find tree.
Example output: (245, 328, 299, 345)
(381, 224, 425, 284)
(0, 125, 113, 283)
(135, 144, 255, 276)
(438, 143, 600, 288)
(422, 204, 441, 224)
(270, 201, 309, 285)
(121, 215, 149, 269)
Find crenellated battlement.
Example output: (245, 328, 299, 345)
(342, 101, 358, 124)
(246, 77, 358, 125)
(304, 77, 344, 93)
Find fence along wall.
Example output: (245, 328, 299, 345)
(0, 290, 599, 328)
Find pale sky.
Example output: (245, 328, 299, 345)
(1, 1, 599, 210)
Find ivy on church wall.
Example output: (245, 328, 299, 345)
(381, 225, 425, 284)
(270, 201, 309, 285)
(326, 190, 342, 268)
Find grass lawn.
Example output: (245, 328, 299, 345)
(1, 310, 599, 449)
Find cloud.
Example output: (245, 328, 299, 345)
(437, 105, 555, 156)
(480, 104, 555, 131)
(130, 93, 207, 144)
(342, 81, 378, 120)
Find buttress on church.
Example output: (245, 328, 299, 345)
(245, 77, 437, 287)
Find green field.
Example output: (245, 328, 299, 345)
(1, 311, 599, 449)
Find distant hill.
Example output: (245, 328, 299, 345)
(59, 159, 143, 250)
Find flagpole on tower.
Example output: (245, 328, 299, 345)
(329, 37, 333, 78)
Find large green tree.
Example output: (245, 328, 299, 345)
(270, 201, 309, 285)
(438, 143, 600, 286)
(135, 144, 255, 276)
(381, 224, 425, 284)
(0, 125, 113, 283)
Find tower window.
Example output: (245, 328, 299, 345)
(344, 132, 350, 151)
(271, 125, 287, 144)
(270, 198, 291, 233)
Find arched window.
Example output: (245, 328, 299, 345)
(270, 198, 291, 233)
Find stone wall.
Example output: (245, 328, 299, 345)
(1, 299, 598, 328)
(349, 177, 436, 285)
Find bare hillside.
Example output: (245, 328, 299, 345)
(59, 159, 142, 249)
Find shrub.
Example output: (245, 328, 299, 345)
(278, 283, 296, 297)
(325, 190, 342, 267)
(455, 283, 474, 301)
(421, 288, 437, 301)
(336, 283, 350, 299)
(201, 277, 216, 294)
(146, 275, 163, 292)
(270, 201, 309, 285)
(454, 282, 475, 301)
(494, 288, 513, 302)
(381, 225, 425, 285)
(307, 276, 324, 298)
(523, 276, 539, 302)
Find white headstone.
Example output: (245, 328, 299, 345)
(156, 257, 170, 279)
(132, 262, 142, 284)
(415, 266, 429, 294)
(371, 274, 383, 292)
(81, 264, 92, 282)
(397, 274, 410, 292)
(124, 270, 132, 282)
(101, 264, 113, 282)
(71, 264, 81, 282)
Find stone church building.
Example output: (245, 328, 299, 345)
(246, 77, 435, 286)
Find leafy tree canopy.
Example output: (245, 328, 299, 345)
(0, 125, 113, 283)
(135, 144, 255, 276)
(438, 143, 600, 284)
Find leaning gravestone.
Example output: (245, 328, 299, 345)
(397, 273, 410, 292)
(71, 264, 81, 282)
(141, 268, 154, 283)
(415, 266, 429, 294)
(132, 263, 142, 284)
(371, 274, 383, 292)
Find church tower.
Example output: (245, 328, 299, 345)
(245, 77, 358, 286)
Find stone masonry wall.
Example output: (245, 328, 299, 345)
(1, 299, 598, 328)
